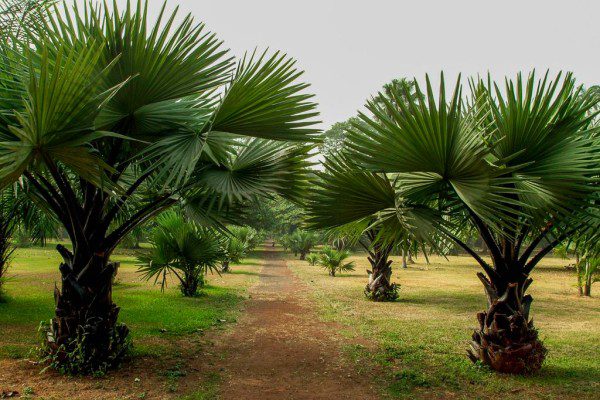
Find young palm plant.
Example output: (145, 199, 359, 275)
(138, 211, 225, 297)
(288, 230, 319, 260)
(343, 72, 600, 374)
(0, 1, 318, 374)
(305, 252, 319, 266)
(318, 246, 355, 277)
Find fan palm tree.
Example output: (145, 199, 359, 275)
(307, 156, 435, 301)
(305, 252, 319, 266)
(220, 226, 258, 272)
(318, 246, 355, 277)
(340, 72, 600, 374)
(138, 211, 225, 297)
(288, 229, 319, 260)
(0, 0, 318, 374)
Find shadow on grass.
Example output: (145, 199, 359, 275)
(228, 270, 261, 276)
(399, 291, 485, 312)
(537, 363, 600, 383)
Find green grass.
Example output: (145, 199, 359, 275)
(289, 252, 600, 400)
(0, 244, 259, 359)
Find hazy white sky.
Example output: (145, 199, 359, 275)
(81, 0, 600, 129)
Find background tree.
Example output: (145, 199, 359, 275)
(138, 211, 225, 297)
(241, 196, 305, 240)
(344, 72, 600, 374)
(288, 230, 320, 260)
(0, 1, 318, 374)
(220, 226, 259, 272)
(307, 155, 435, 301)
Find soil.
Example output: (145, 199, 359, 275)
(0, 248, 377, 399)
(214, 247, 377, 400)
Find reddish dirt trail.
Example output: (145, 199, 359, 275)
(215, 247, 377, 400)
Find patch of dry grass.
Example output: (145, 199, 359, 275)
(289, 251, 600, 399)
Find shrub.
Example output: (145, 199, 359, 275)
(318, 246, 355, 277)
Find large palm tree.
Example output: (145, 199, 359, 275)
(307, 155, 434, 301)
(0, 1, 318, 374)
(337, 72, 600, 374)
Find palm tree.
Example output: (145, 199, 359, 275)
(318, 246, 355, 277)
(342, 72, 600, 374)
(221, 226, 259, 272)
(305, 252, 319, 266)
(307, 156, 434, 301)
(0, 1, 318, 374)
(138, 211, 225, 297)
(288, 230, 319, 260)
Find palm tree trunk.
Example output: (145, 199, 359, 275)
(300, 250, 307, 260)
(180, 270, 200, 297)
(222, 260, 230, 273)
(576, 260, 584, 296)
(42, 245, 130, 374)
(364, 244, 399, 301)
(401, 249, 408, 268)
(467, 270, 546, 374)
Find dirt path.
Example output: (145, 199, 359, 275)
(214, 247, 377, 400)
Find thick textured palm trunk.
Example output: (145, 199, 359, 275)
(180, 271, 203, 297)
(41, 245, 130, 374)
(299, 251, 307, 260)
(468, 272, 546, 374)
(365, 246, 399, 302)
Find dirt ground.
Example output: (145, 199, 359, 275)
(0, 248, 376, 399)
(214, 247, 377, 400)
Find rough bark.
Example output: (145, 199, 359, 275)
(179, 269, 204, 297)
(467, 273, 546, 374)
(364, 244, 399, 302)
(41, 245, 130, 374)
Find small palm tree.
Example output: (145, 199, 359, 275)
(138, 211, 226, 297)
(289, 230, 319, 260)
(576, 257, 599, 296)
(305, 253, 319, 266)
(318, 246, 355, 277)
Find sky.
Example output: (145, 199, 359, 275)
(81, 0, 600, 130)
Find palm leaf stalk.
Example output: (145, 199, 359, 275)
(0, 0, 318, 374)
(344, 71, 600, 374)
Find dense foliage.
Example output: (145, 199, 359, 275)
(0, 0, 318, 374)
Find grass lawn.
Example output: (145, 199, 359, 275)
(289, 252, 600, 400)
(0, 244, 260, 399)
